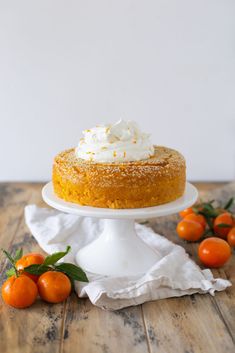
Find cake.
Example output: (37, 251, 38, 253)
(52, 120, 186, 209)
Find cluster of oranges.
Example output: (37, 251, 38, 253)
(1, 247, 88, 309)
(176, 199, 235, 268)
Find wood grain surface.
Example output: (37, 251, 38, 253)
(0, 182, 234, 353)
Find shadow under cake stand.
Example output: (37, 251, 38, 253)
(42, 182, 198, 277)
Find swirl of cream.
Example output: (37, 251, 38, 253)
(75, 119, 154, 163)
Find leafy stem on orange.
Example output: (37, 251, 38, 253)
(2, 248, 23, 278)
(24, 246, 88, 285)
(192, 197, 234, 236)
(2, 246, 88, 286)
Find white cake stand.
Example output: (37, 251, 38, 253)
(42, 182, 198, 277)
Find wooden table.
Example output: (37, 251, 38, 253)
(0, 182, 234, 353)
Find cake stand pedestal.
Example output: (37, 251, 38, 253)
(42, 182, 198, 277)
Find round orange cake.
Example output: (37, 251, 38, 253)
(52, 146, 186, 209)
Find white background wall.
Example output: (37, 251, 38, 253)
(0, 0, 235, 181)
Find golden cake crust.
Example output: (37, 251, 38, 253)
(52, 146, 186, 208)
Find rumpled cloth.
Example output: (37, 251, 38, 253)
(25, 205, 231, 310)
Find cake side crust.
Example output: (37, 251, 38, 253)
(52, 146, 186, 209)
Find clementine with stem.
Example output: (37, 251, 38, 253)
(16, 253, 45, 282)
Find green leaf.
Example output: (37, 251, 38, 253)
(55, 263, 89, 283)
(224, 197, 234, 210)
(24, 264, 51, 275)
(199, 213, 214, 231)
(2, 249, 19, 277)
(217, 223, 232, 228)
(199, 208, 219, 218)
(203, 204, 214, 211)
(208, 200, 215, 204)
(6, 267, 16, 278)
(2, 249, 16, 266)
(43, 246, 71, 266)
(14, 248, 23, 262)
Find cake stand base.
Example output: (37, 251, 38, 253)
(76, 218, 161, 276)
(42, 182, 198, 277)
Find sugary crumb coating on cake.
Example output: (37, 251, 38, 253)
(52, 146, 186, 209)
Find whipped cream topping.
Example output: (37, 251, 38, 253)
(75, 119, 155, 163)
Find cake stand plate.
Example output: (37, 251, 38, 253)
(42, 182, 198, 276)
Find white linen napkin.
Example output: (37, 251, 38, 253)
(25, 205, 231, 310)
